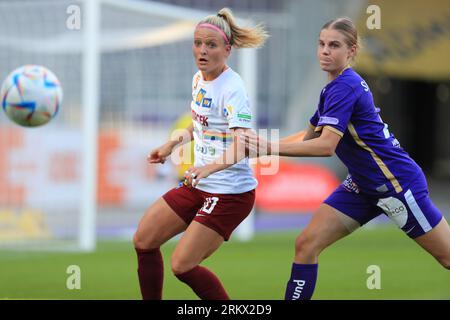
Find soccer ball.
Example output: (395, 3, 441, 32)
(1, 65, 63, 127)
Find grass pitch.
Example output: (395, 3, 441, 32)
(1, 225, 449, 300)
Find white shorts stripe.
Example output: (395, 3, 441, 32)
(404, 189, 432, 233)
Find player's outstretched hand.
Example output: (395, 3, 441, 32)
(238, 131, 271, 158)
(184, 166, 214, 188)
(147, 143, 173, 164)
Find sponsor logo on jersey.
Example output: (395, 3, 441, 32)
(196, 88, 206, 106)
(196, 144, 216, 156)
(202, 98, 212, 108)
(236, 107, 252, 123)
(343, 174, 360, 194)
(238, 113, 251, 119)
(319, 116, 339, 125)
(223, 105, 233, 119)
(193, 74, 201, 91)
(191, 109, 209, 126)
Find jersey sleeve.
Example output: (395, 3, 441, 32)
(316, 83, 356, 137)
(222, 87, 253, 129)
(309, 109, 319, 128)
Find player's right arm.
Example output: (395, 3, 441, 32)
(147, 123, 194, 164)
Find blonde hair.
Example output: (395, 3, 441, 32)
(198, 8, 268, 49)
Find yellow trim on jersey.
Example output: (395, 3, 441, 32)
(339, 65, 350, 75)
(311, 124, 344, 137)
(309, 123, 316, 130)
(323, 125, 344, 137)
(314, 125, 323, 133)
(347, 123, 403, 193)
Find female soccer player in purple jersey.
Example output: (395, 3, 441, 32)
(241, 17, 450, 300)
(133, 8, 268, 300)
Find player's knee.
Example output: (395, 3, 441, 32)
(295, 232, 320, 256)
(133, 232, 145, 249)
(133, 231, 146, 249)
(133, 228, 160, 250)
(170, 253, 195, 275)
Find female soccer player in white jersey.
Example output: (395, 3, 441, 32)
(133, 8, 268, 300)
(240, 17, 450, 300)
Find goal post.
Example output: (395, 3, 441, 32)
(80, 0, 101, 251)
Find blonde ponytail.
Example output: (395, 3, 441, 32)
(198, 8, 268, 49)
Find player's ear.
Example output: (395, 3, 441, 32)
(348, 44, 356, 59)
(224, 43, 231, 56)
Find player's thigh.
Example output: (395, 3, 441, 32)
(298, 203, 357, 253)
(171, 221, 224, 274)
(414, 217, 450, 267)
(298, 185, 377, 254)
(134, 197, 188, 250)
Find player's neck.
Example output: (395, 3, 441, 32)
(328, 65, 350, 82)
(201, 65, 228, 81)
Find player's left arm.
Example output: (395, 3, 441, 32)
(277, 126, 342, 157)
(251, 83, 355, 157)
(240, 126, 341, 158)
(184, 127, 250, 187)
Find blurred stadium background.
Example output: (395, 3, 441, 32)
(0, 0, 449, 299)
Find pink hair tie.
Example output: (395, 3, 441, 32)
(196, 23, 230, 44)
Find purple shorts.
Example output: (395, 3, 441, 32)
(324, 173, 443, 238)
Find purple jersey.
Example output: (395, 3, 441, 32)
(310, 68, 422, 196)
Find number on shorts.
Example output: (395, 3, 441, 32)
(201, 197, 219, 214)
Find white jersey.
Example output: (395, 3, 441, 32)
(190, 68, 257, 194)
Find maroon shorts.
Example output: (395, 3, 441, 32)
(162, 184, 255, 241)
